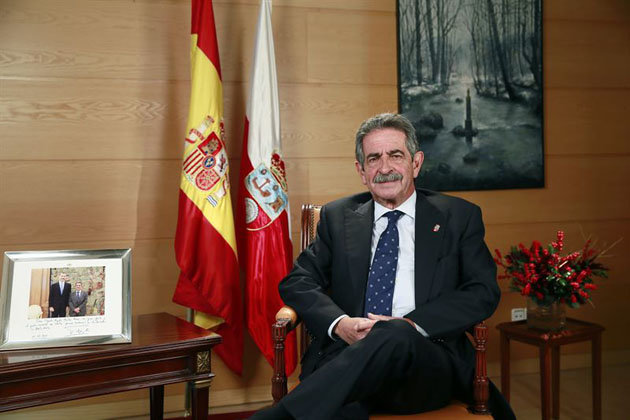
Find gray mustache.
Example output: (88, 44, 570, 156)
(373, 172, 403, 183)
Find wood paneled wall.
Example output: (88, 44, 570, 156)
(1, 0, 629, 416)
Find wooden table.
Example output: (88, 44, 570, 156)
(0, 312, 221, 419)
(496, 318, 604, 420)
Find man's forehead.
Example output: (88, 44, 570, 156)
(366, 147, 405, 155)
(363, 129, 407, 149)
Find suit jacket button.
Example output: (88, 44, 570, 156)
(317, 351, 323, 356)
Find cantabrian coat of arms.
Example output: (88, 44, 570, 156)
(244, 153, 288, 228)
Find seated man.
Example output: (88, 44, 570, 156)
(252, 113, 514, 420)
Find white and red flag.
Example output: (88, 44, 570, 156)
(173, 0, 243, 375)
(237, 0, 297, 376)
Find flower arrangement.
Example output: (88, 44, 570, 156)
(494, 231, 611, 308)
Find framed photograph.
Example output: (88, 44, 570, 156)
(0, 249, 132, 350)
(397, 0, 544, 191)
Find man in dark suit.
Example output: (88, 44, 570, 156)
(252, 113, 513, 419)
(48, 272, 71, 318)
(69, 281, 88, 317)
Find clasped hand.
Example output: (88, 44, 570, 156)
(333, 313, 415, 345)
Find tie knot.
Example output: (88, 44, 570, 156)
(384, 210, 403, 225)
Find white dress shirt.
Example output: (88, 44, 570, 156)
(328, 191, 428, 338)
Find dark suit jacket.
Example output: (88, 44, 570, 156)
(69, 290, 88, 316)
(279, 189, 500, 403)
(49, 282, 71, 316)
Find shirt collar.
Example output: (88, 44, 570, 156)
(373, 190, 416, 222)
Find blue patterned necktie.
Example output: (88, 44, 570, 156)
(364, 210, 403, 316)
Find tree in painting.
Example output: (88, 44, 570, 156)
(398, 0, 543, 191)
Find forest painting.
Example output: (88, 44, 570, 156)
(397, 0, 544, 191)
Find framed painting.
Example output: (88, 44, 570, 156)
(0, 249, 132, 350)
(397, 0, 544, 191)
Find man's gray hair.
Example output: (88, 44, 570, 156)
(355, 113, 419, 167)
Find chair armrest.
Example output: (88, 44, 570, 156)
(272, 305, 299, 404)
(275, 305, 299, 330)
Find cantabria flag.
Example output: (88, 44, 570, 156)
(236, 0, 297, 376)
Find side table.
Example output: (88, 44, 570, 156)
(496, 318, 604, 420)
(0, 312, 222, 419)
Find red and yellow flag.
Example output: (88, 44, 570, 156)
(173, 0, 243, 375)
(237, 0, 297, 376)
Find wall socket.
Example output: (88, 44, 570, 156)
(511, 307, 527, 322)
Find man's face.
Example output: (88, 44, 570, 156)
(355, 128, 423, 209)
(75, 282, 82, 291)
(59, 274, 69, 282)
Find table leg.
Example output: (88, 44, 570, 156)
(149, 385, 164, 420)
(500, 333, 510, 402)
(593, 333, 602, 420)
(552, 346, 560, 419)
(191, 378, 213, 420)
(540, 345, 552, 420)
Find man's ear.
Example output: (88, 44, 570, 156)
(412, 151, 424, 178)
(355, 160, 368, 186)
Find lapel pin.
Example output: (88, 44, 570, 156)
(433, 224, 440, 232)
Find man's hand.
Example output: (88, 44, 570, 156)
(367, 313, 416, 329)
(49, 307, 54, 313)
(334, 316, 377, 345)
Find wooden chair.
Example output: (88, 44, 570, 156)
(272, 204, 492, 418)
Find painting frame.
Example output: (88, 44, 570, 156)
(396, 0, 545, 191)
(0, 249, 132, 350)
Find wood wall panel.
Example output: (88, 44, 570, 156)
(457, 156, 630, 224)
(0, 0, 190, 80)
(545, 88, 630, 155)
(544, 20, 630, 88)
(546, 0, 630, 22)
(0, 160, 180, 245)
(306, 10, 397, 85)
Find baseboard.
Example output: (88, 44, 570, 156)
(4, 350, 629, 419)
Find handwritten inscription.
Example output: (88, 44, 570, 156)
(27, 316, 106, 340)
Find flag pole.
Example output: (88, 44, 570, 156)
(184, 308, 194, 417)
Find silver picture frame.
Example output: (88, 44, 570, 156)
(0, 249, 132, 350)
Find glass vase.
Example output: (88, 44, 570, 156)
(526, 298, 566, 331)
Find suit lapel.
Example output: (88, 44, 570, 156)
(414, 192, 447, 305)
(344, 200, 374, 316)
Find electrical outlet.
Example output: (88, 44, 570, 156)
(511, 307, 527, 322)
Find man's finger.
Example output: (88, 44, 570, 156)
(367, 313, 391, 321)
(356, 319, 376, 331)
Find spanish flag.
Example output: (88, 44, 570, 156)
(173, 0, 243, 375)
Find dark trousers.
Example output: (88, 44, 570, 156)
(50, 308, 66, 317)
(282, 320, 454, 420)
